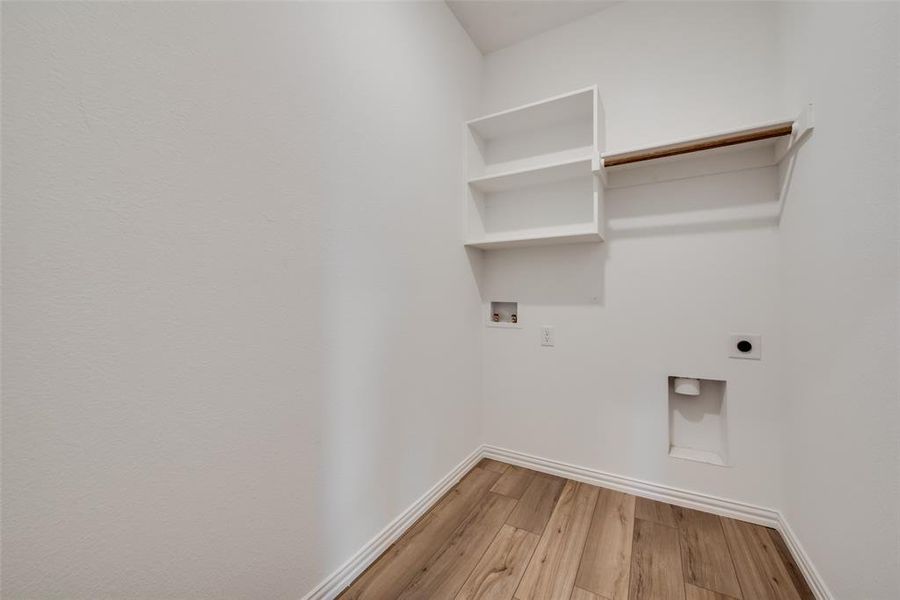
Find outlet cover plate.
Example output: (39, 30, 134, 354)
(729, 333, 761, 360)
(541, 326, 554, 347)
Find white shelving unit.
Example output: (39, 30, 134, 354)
(464, 92, 813, 248)
(464, 86, 605, 249)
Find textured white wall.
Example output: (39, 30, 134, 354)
(4, 2, 899, 598)
(1, 2, 482, 598)
(478, 2, 786, 508)
(777, 3, 900, 598)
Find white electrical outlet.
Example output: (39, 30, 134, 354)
(541, 326, 554, 347)
(729, 333, 761, 360)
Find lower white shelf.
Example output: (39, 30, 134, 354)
(465, 223, 603, 250)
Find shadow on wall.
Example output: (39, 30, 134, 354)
(605, 164, 781, 238)
(473, 242, 607, 307)
(465, 163, 781, 307)
(464, 113, 787, 303)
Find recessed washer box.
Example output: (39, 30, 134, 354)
(487, 301, 519, 328)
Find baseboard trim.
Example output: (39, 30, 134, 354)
(300, 446, 482, 600)
(482, 444, 833, 600)
(776, 512, 834, 600)
(482, 444, 779, 526)
(303, 443, 832, 600)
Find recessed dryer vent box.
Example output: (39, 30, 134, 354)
(488, 301, 519, 328)
(668, 376, 729, 467)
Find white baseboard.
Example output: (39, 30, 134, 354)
(482, 444, 832, 600)
(481, 444, 779, 527)
(300, 447, 482, 600)
(776, 513, 834, 600)
(302, 443, 832, 600)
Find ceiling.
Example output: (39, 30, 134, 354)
(446, 0, 620, 54)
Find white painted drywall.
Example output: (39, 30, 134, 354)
(1, 2, 483, 598)
(478, 1, 787, 509)
(777, 2, 900, 598)
(4, 2, 899, 598)
(445, 0, 619, 54)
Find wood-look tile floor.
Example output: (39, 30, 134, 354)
(337, 459, 814, 600)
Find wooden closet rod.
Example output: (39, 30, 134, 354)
(602, 121, 795, 167)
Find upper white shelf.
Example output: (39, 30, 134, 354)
(467, 86, 596, 141)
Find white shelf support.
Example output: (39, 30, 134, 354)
(592, 153, 608, 187)
(775, 104, 815, 220)
(774, 104, 815, 165)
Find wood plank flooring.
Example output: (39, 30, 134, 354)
(337, 460, 813, 600)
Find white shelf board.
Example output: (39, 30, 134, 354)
(465, 223, 603, 250)
(476, 146, 595, 180)
(468, 157, 592, 193)
(467, 86, 595, 141)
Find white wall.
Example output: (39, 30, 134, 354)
(1, 2, 482, 598)
(777, 3, 900, 598)
(4, 2, 899, 598)
(478, 2, 787, 508)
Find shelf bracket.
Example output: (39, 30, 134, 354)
(775, 104, 815, 220)
(775, 104, 815, 165)
(592, 154, 608, 187)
